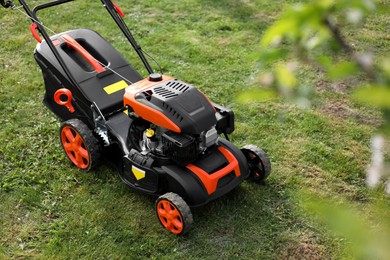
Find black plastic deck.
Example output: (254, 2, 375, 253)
(35, 28, 143, 116)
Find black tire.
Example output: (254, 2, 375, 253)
(241, 144, 271, 182)
(60, 119, 101, 171)
(156, 192, 193, 235)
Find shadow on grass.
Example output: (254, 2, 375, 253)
(182, 180, 294, 258)
(75, 171, 302, 258)
(0, 155, 318, 259)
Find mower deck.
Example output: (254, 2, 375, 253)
(35, 29, 142, 117)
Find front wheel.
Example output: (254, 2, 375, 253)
(155, 193, 193, 235)
(241, 145, 271, 182)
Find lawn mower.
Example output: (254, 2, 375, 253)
(1, 0, 271, 235)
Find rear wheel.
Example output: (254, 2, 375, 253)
(241, 145, 271, 182)
(60, 119, 101, 171)
(156, 193, 193, 235)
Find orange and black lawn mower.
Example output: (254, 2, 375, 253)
(1, 0, 271, 235)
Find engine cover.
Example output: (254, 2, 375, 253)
(124, 76, 217, 134)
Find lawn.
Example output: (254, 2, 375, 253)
(1, 0, 389, 259)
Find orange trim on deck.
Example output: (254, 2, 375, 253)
(124, 76, 181, 133)
(186, 146, 240, 195)
(199, 90, 216, 112)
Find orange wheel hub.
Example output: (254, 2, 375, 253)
(61, 126, 90, 169)
(157, 199, 184, 234)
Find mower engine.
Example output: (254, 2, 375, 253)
(126, 75, 221, 166)
(139, 125, 219, 166)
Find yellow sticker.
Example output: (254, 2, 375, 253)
(132, 165, 146, 181)
(103, 80, 128, 95)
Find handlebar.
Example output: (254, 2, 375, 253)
(1, 0, 13, 8)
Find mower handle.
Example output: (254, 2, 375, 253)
(1, 0, 13, 8)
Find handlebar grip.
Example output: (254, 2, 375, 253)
(61, 34, 105, 73)
(30, 23, 42, 43)
(112, 2, 125, 18)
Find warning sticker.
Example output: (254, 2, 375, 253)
(132, 165, 146, 181)
(103, 80, 128, 95)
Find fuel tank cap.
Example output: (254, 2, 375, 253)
(149, 73, 163, 82)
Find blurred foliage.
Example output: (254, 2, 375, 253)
(253, 0, 390, 259)
(253, 0, 390, 133)
(299, 191, 390, 259)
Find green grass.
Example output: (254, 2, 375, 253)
(1, 0, 389, 259)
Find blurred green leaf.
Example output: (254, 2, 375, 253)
(253, 48, 289, 64)
(380, 58, 390, 77)
(261, 1, 333, 48)
(276, 64, 297, 90)
(237, 89, 278, 103)
(260, 20, 295, 47)
(300, 191, 390, 259)
(354, 85, 390, 109)
(316, 55, 333, 68)
(327, 61, 359, 80)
